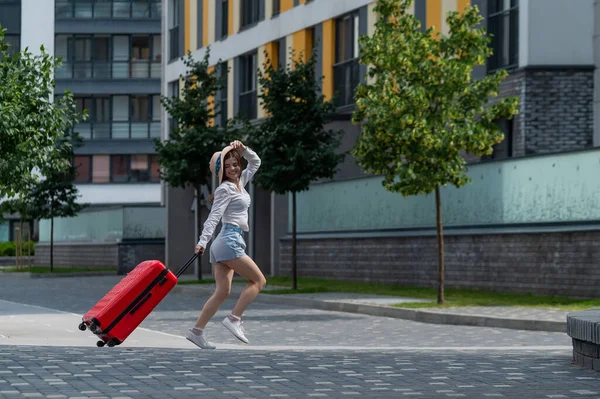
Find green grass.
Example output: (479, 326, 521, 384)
(1, 266, 116, 274)
(257, 277, 600, 311)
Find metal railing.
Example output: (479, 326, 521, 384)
(333, 58, 360, 108)
(55, 61, 161, 79)
(73, 122, 160, 140)
(55, 0, 161, 19)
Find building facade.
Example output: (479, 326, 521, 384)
(0, 0, 166, 270)
(162, 0, 600, 291)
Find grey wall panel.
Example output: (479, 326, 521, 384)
(197, 0, 203, 48)
(259, 0, 265, 20)
(415, 0, 426, 31)
(358, 6, 368, 83)
(55, 20, 161, 34)
(55, 80, 160, 95)
(74, 139, 158, 155)
(314, 23, 323, 91)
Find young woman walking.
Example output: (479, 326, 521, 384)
(186, 140, 267, 349)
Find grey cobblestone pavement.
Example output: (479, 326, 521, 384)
(0, 274, 597, 398)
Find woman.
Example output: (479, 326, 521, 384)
(186, 140, 266, 349)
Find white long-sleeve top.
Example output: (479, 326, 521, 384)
(196, 148, 261, 248)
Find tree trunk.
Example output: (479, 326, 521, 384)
(50, 215, 54, 273)
(18, 220, 23, 270)
(292, 191, 297, 290)
(435, 186, 444, 304)
(195, 185, 203, 280)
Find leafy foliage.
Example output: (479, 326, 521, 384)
(352, 0, 519, 195)
(249, 49, 344, 194)
(0, 27, 82, 197)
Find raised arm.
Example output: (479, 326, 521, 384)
(196, 185, 231, 249)
(240, 147, 261, 187)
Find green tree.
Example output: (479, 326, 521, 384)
(28, 130, 87, 272)
(0, 27, 81, 197)
(155, 50, 237, 279)
(248, 49, 344, 290)
(352, 0, 519, 303)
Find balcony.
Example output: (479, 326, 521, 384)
(56, 0, 161, 19)
(74, 121, 161, 140)
(333, 58, 360, 108)
(55, 61, 161, 79)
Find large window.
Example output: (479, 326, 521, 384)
(55, 34, 161, 79)
(73, 156, 92, 183)
(334, 12, 360, 108)
(487, 0, 518, 71)
(55, 0, 161, 19)
(240, 0, 260, 29)
(272, 0, 279, 16)
(110, 154, 160, 183)
(169, 0, 180, 60)
(219, 0, 229, 40)
(4, 34, 20, 57)
(72, 95, 161, 140)
(217, 62, 229, 127)
(238, 52, 257, 120)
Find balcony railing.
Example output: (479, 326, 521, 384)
(74, 122, 160, 140)
(56, 0, 161, 19)
(55, 61, 161, 79)
(333, 58, 360, 108)
(238, 90, 257, 121)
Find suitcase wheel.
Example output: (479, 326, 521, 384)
(78, 322, 87, 331)
(96, 340, 106, 347)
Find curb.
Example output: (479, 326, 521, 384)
(172, 285, 566, 333)
(1, 271, 117, 278)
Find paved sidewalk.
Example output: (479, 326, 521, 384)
(173, 283, 570, 333)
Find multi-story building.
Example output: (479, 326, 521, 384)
(1, 0, 165, 270)
(164, 0, 598, 287)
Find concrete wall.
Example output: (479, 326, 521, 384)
(34, 242, 118, 268)
(280, 230, 600, 298)
(118, 239, 165, 274)
(522, 0, 594, 67)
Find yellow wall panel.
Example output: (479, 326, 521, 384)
(228, 0, 235, 36)
(457, 0, 471, 12)
(208, 66, 215, 126)
(264, 41, 279, 69)
(321, 19, 335, 101)
(203, 0, 209, 47)
(281, 0, 293, 13)
(427, 0, 442, 32)
(299, 0, 306, 4)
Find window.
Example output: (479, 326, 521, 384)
(55, 0, 161, 19)
(73, 156, 92, 183)
(4, 34, 20, 57)
(487, 0, 518, 71)
(169, 0, 180, 60)
(218, 62, 228, 127)
(131, 95, 150, 122)
(93, 155, 110, 183)
(333, 12, 360, 108)
(238, 52, 257, 120)
(110, 154, 157, 182)
(272, 0, 279, 16)
(240, 0, 260, 29)
(220, 0, 229, 39)
(55, 34, 160, 79)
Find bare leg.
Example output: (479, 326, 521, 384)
(221, 255, 266, 318)
(194, 264, 234, 329)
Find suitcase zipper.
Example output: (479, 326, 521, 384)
(99, 268, 169, 335)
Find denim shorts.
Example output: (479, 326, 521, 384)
(209, 223, 247, 264)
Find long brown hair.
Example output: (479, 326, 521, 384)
(209, 150, 244, 204)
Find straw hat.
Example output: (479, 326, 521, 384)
(209, 145, 234, 185)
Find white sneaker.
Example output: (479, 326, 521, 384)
(222, 316, 249, 344)
(185, 329, 216, 349)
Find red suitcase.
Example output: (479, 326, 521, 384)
(78, 254, 197, 347)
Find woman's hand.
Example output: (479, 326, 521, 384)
(230, 140, 246, 153)
(195, 245, 204, 255)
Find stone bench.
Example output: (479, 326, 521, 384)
(567, 310, 600, 371)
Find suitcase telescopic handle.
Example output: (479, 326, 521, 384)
(175, 253, 199, 278)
